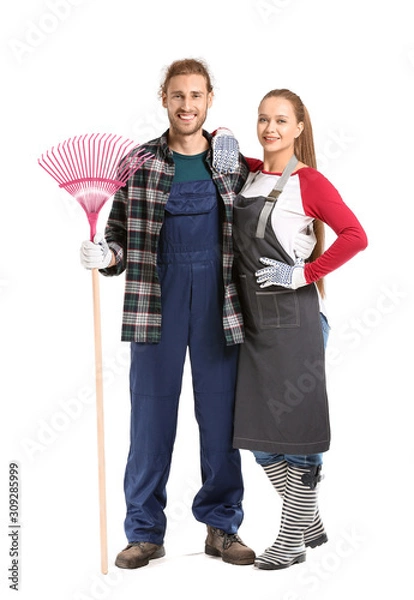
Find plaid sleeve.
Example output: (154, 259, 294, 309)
(223, 282, 245, 345)
(100, 184, 128, 276)
(206, 145, 248, 345)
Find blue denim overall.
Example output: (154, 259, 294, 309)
(124, 179, 244, 545)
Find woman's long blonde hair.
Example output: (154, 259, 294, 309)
(261, 89, 325, 297)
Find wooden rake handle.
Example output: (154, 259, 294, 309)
(91, 268, 108, 574)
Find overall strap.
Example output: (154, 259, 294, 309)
(255, 155, 298, 238)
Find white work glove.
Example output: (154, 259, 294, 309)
(256, 257, 307, 290)
(80, 233, 112, 269)
(211, 127, 239, 174)
(294, 224, 316, 260)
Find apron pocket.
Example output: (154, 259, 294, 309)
(256, 289, 300, 329)
(165, 194, 217, 215)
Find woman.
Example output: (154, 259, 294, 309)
(230, 89, 368, 570)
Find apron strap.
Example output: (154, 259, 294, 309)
(255, 154, 299, 238)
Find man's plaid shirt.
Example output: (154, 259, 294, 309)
(102, 130, 249, 345)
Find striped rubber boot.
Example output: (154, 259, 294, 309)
(256, 464, 322, 570)
(262, 462, 327, 548)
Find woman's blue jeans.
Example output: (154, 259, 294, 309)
(253, 312, 330, 469)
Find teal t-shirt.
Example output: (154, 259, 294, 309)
(172, 151, 211, 182)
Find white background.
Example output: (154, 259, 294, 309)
(1, 1, 412, 598)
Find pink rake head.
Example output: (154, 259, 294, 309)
(38, 133, 153, 240)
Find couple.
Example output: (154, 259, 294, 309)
(80, 57, 367, 571)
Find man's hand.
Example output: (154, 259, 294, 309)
(80, 233, 113, 269)
(211, 127, 239, 174)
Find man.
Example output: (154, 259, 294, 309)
(80, 58, 255, 569)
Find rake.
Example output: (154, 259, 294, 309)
(38, 133, 153, 574)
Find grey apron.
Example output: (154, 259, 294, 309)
(232, 159, 330, 455)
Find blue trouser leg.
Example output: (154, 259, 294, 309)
(189, 260, 243, 534)
(124, 264, 189, 544)
(124, 258, 244, 544)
